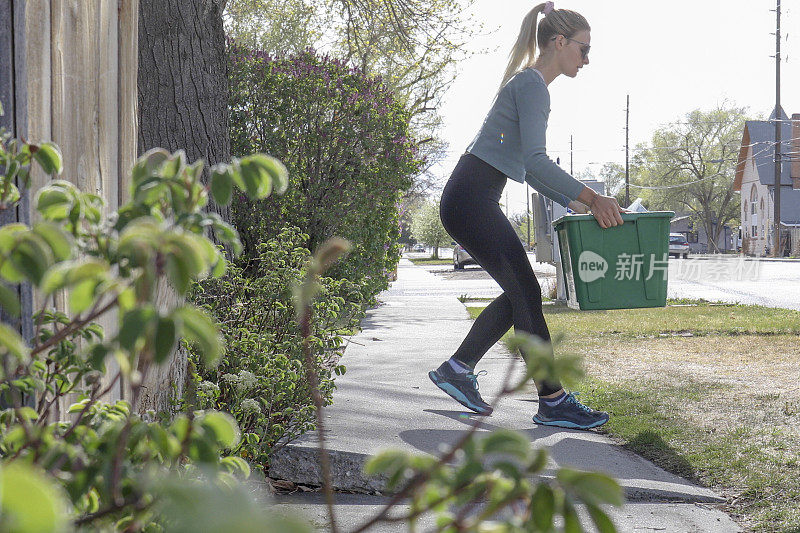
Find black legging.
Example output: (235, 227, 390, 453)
(440, 153, 562, 397)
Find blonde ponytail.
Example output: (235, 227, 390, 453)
(498, 4, 547, 92)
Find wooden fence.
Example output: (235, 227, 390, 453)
(2, 0, 140, 403)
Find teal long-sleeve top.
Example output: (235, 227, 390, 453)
(466, 68, 585, 207)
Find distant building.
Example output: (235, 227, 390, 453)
(733, 107, 800, 256)
(669, 214, 733, 253)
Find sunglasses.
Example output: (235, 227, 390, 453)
(551, 36, 591, 60)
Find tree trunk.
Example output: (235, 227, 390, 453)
(137, 0, 230, 199)
(136, 0, 229, 414)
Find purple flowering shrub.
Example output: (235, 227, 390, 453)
(228, 45, 422, 301)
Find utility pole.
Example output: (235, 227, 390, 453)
(773, 0, 782, 257)
(625, 94, 630, 207)
(570, 135, 573, 175)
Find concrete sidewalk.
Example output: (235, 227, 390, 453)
(271, 259, 740, 532)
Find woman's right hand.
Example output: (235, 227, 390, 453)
(590, 195, 625, 229)
(576, 186, 625, 228)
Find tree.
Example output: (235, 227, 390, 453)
(633, 105, 748, 252)
(137, 0, 231, 413)
(411, 200, 450, 258)
(138, 0, 230, 221)
(223, 0, 324, 54)
(228, 48, 420, 300)
(576, 162, 629, 206)
(509, 211, 533, 248)
(223, 0, 481, 198)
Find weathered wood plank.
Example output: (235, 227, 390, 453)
(24, 0, 52, 200)
(117, 0, 138, 206)
(98, 0, 118, 214)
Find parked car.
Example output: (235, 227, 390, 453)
(669, 233, 690, 258)
(453, 244, 476, 270)
(412, 244, 425, 252)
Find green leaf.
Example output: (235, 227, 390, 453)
(1, 182, 20, 205)
(131, 148, 170, 187)
(237, 154, 288, 200)
(31, 142, 64, 175)
(210, 253, 227, 278)
(68, 278, 99, 314)
(173, 305, 223, 367)
(480, 430, 531, 460)
(528, 448, 549, 474)
(586, 503, 618, 533)
(40, 259, 109, 295)
(0, 462, 68, 533)
(15, 406, 39, 422)
(10, 233, 53, 285)
(166, 254, 191, 295)
(220, 456, 251, 479)
(86, 343, 109, 371)
(562, 496, 581, 533)
(68, 399, 91, 414)
(0, 283, 20, 318)
(236, 158, 268, 199)
(363, 449, 408, 477)
(32, 222, 74, 262)
(530, 483, 555, 530)
(211, 220, 242, 255)
(557, 468, 624, 507)
(200, 411, 240, 448)
(154, 316, 177, 364)
(117, 287, 136, 312)
(210, 168, 233, 206)
(0, 322, 29, 363)
(118, 306, 156, 352)
(160, 150, 185, 180)
(35, 183, 72, 220)
(245, 153, 288, 195)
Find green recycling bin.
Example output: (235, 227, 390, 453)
(552, 211, 674, 310)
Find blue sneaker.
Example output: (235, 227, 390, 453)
(428, 361, 493, 415)
(533, 392, 609, 429)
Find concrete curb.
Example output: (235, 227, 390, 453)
(269, 445, 724, 504)
(269, 446, 387, 494)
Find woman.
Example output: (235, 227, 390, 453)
(429, 2, 624, 429)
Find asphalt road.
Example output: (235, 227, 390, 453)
(407, 252, 800, 311)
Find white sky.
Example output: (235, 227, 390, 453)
(433, 0, 800, 215)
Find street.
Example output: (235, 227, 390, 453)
(406, 252, 800, 311)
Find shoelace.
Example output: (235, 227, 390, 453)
(466, 370, 488, 391)
(565, 392, 592, 412)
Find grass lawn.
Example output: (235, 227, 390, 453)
(466, 300, 800, 532)
(408, 257, 452, 266)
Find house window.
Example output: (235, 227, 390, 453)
(751, 202, 756, 215)
(688, 232, 699, 243)
(760, 198, 764, 211)
(752, 225, 758, 237)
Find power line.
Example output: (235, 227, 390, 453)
(628, 172, 728, 190)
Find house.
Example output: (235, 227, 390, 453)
(670, 214, 733, 253)
(733, 107, 800, 256)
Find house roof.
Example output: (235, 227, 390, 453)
(734, 106, 796, 191)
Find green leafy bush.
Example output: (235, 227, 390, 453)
(189, 225, 362, 469)
(0, 126, 308, 530)
(228, 46, 421, 301)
